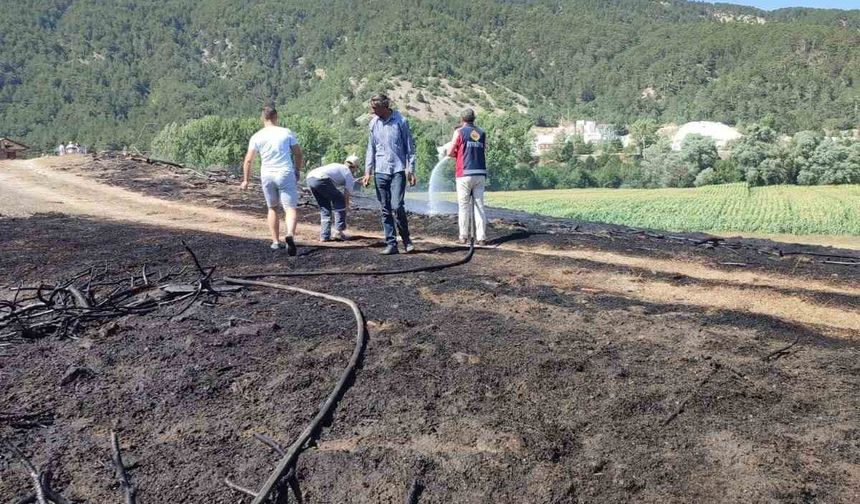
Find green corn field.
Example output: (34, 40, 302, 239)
(423, 184, 860, 236)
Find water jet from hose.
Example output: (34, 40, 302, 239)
(428, 157, 453, 216)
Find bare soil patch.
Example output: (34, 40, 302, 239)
(1, 157, 857, 503)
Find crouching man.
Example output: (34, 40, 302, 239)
(306, 155, 361, 242)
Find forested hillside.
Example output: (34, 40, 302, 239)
(1, 0, 858, 150)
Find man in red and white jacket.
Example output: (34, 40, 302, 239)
(447, 108, 488, 245)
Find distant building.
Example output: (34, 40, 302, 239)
(596, 123, 619, 143)
(532, 120, 621, 156)
(531, 124, 575, 156)
(575, 120, 594, 133)
(0, 138, 29, 160)
(533, 133, 559, 155)
(671, 121, 742, 151)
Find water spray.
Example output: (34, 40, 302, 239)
(427, 157, 452, 216)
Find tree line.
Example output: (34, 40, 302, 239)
(151, 113, 859, 191)
(2, 0, 858, 152)
(150, 112, 536, 191)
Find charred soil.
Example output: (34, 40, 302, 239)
(1, 157, 858, 503)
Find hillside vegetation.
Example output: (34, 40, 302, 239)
(1, 0, 858, 150)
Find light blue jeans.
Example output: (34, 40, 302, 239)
(261, 170, 298, 209)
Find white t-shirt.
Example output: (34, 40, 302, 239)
(248, 126, 299, 173)
(306, 163, 358, 195)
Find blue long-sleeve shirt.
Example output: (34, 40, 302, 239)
(364, 110, 417, 176)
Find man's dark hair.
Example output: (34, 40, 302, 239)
(262, 106, 278, 122)
(461, 108, 476, 123)
(370, 93, 391, 109)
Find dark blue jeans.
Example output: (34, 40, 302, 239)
(374, 172, 411, 247)
(307, 177, 346, 240)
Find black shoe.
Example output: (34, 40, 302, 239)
(380, 244, 399, 255)
(285, 236, 297, 256)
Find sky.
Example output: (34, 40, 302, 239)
(712, 0, 859, 9)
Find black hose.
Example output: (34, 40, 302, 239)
(221, 277, 368, 504)
(234, 194, 478, 279)
(234, 242, 474, 279)
(222, 194, 479, 502)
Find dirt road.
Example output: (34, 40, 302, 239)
(1, 158, 857, 336)
(1, 157, 858, 503)
(0, 158, 268, 237)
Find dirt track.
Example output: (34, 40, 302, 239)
(1, 157, 857, 336)
(1, 156, 858, 503)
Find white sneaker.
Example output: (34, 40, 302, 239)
(334, 231, 351, 241)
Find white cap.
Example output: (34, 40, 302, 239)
(345, 155, 360, 167)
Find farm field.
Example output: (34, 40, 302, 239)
(421, 183, 860, 237)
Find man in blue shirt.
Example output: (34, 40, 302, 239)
(362, 94, 417, 255)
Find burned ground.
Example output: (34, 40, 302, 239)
(0, 158, 858, 503)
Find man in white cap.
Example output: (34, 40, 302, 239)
(306, 155, 361, 242)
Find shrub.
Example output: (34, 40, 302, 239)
(799, 139, 860, 185)
(712, 159, 744, 184)
(533, 164, 562, 189)
(150, 116, 257, 169)
(150, 114, 343, 172)
(504, 163, 537, 190)
(558, 167, 594, 188)
(694, 167, 716, 187)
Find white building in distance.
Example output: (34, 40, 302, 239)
(671, 121, 742, 151)
(532, 120, 621, 156)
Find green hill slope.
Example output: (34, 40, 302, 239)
(1, 0, 858, 150)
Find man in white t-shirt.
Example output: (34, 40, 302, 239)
(241, 106, 304, 255)
(306, 155, 361, 242)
